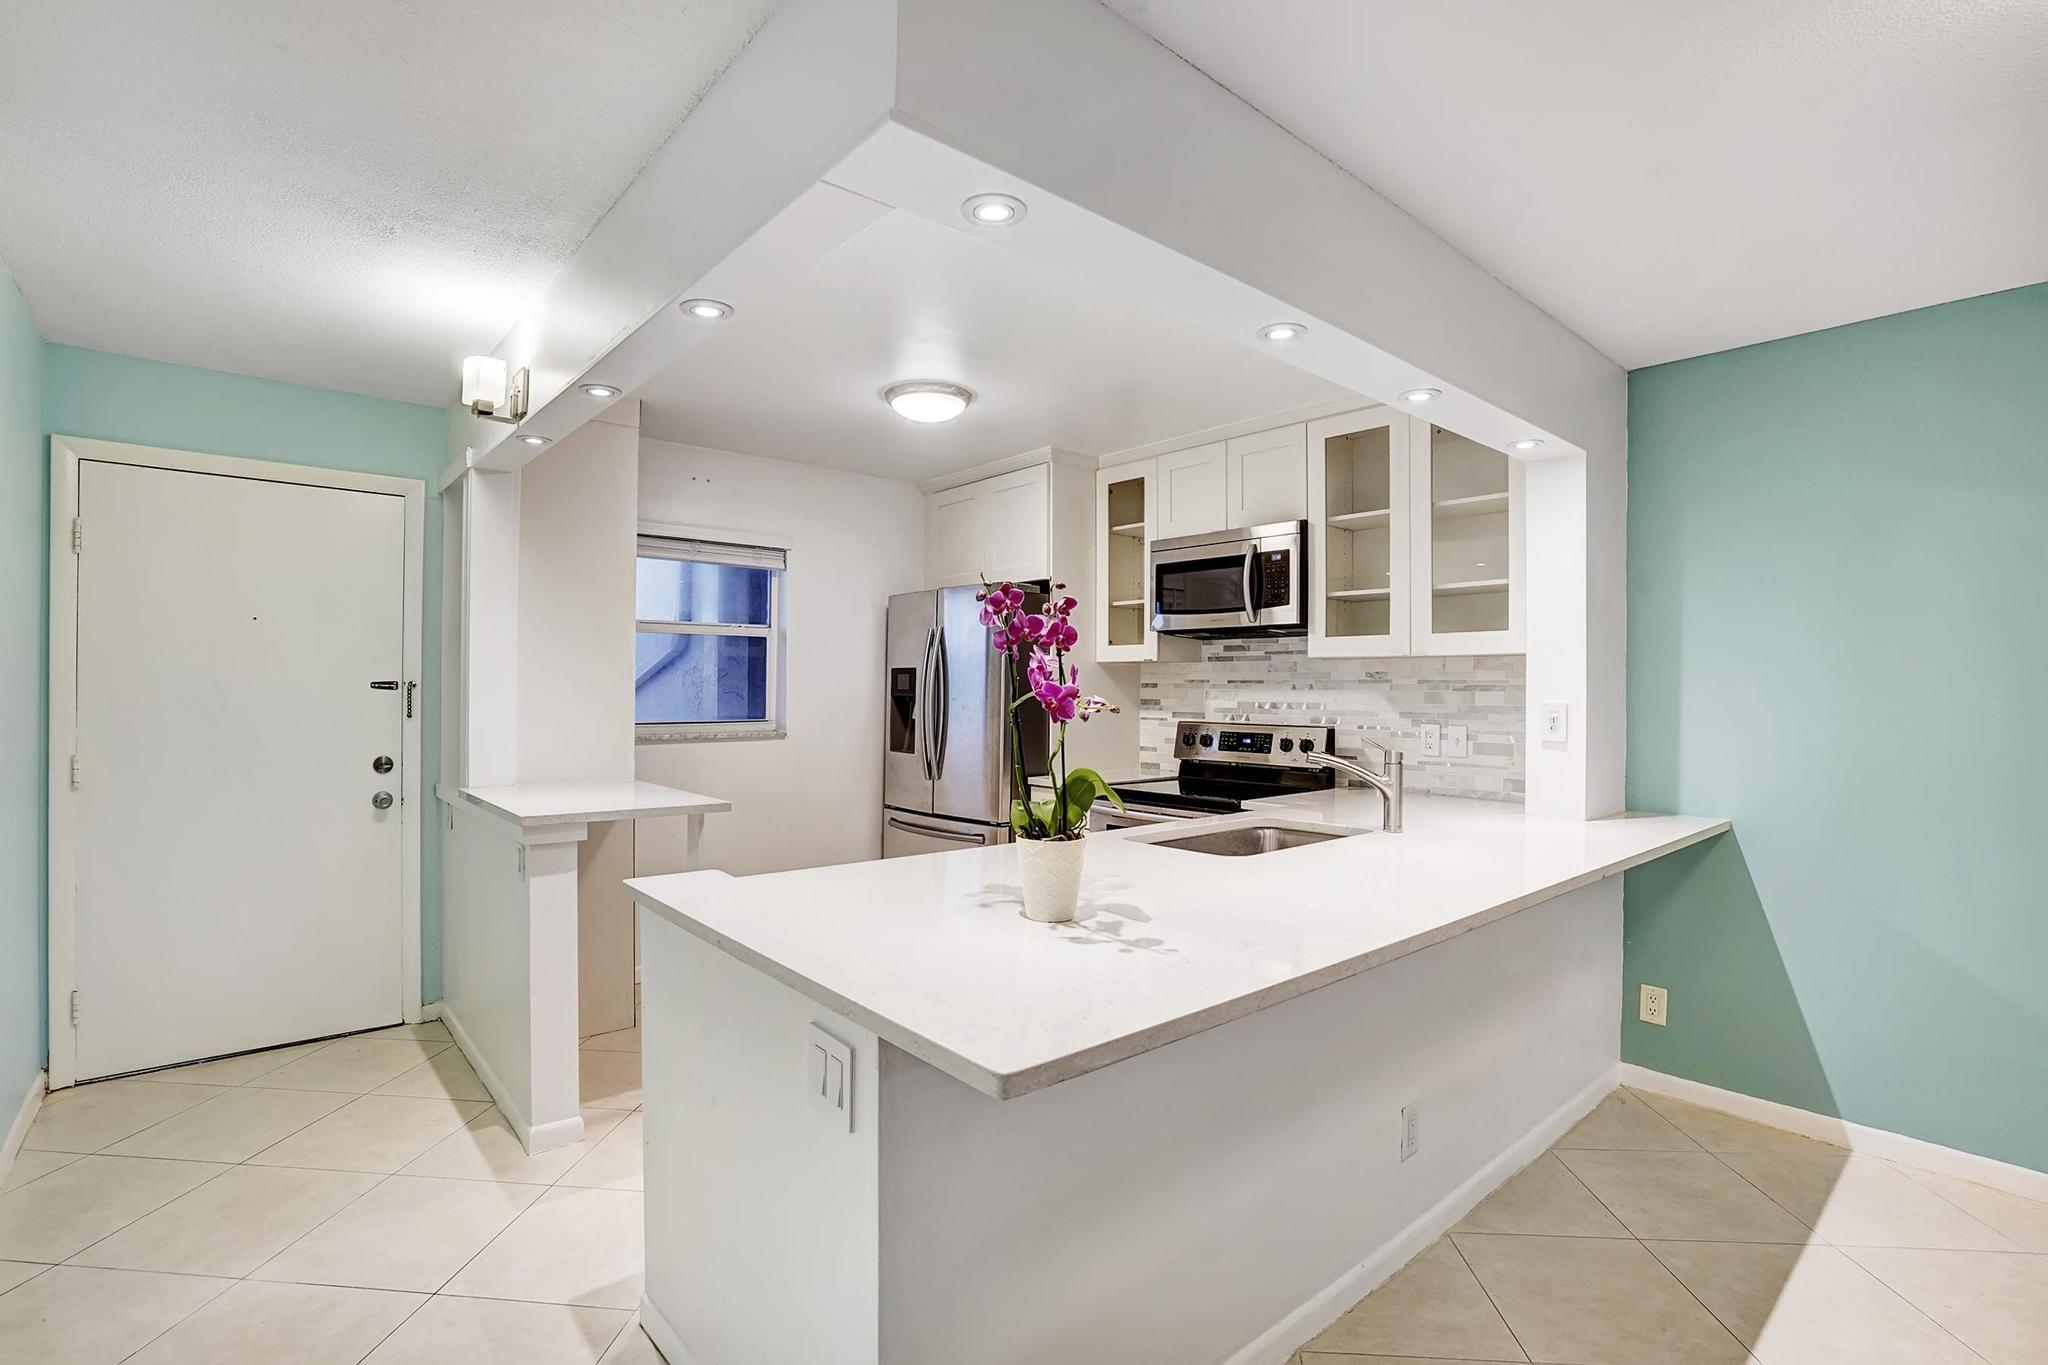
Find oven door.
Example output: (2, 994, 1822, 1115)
(1151, 523, 1304, 635)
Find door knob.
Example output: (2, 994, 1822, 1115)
(372, 755, 394, 774)
(371, 791, 394, 810)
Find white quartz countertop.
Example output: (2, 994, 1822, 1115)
(445, 779, 730, 828)
(628, 793, 1727, 1100)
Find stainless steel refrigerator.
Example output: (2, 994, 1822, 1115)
(882, 586, 1048, 857)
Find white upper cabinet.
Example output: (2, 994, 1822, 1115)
(924, 464, 1052, 587)
(926, 483, 985, 587)
(1307, 409, 1410, 658)
(1153, 442, 1227, 541)
(1410, 422, 1524, 654)
(1095, 460, 1155, 662)
(1225, 423, 1308, 528)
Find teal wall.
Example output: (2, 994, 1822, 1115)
(0, 270, 48, 1117)
(1624, 282, 2048, 1172)
(38, 346, 452, 1037)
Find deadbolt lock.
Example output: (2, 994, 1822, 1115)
(372, 755, 394, 774)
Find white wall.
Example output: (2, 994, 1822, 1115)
(635, 439, 925, 874)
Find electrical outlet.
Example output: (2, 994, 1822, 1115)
(1419, 723, 1441, 757)
(1399, 1103, 1421, 1161)
(1541, 701, 1569, 744)
(1444, 724, 1469, 759)
(1639, 984, 1668, 1027)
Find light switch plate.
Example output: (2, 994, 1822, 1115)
(1541, 701, 1569, 744)
(1419, 723, 1441, 757)
(807, 1023, 854, 1131)
(1444, 725, 1469, 759)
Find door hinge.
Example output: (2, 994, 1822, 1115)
(70, 518, 82, 555)
(69, 990, 79, 1027)
(68, 754, 81, 790)
(516, 846, 528, 879)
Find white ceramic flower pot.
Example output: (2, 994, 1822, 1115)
(1016, 834, 1087, 923)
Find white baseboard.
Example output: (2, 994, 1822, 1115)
(437, 1003, 583, 1156)
(1, 1070, 48, 1190)
(1225, 1063, 1620, 1365)
(1620, 1064, 2048, 1205)
(637, 1293, 696, 1365)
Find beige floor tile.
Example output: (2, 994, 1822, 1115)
(1555, 1148, 1813, 1243)
(248, 1095, 490, 1173)
(1648, 1239, 1979, 1364)
(401, 1107, 627, 1185)
(1845, 1247, 2048, 1365)
(584, 1027, 641, 1053)
(69, 1164, 378, 1277)
(253, 1174, 540, 1292)
(0, 1264, 233, 1365)
(1302, 1237, 1525, 1360)
(1300, 1358, 1523, 1364)
(22, 1080, 229, 1153)
(0, 1155, 229, 1262)
(0, 1260, 46, 1293)
(374, 1048, 492, 1102)
(1720, 1152, 2016, 1250)
(1, 1149, 79, 1192)
(103, 1085, 353, 1162)
(362, 1295, 630, 1365)
(124, 1279, 428, 1365)
(1454, 1232, 1749, 1364)
(1453, 1151, 1629, 1238)
(131, 1041, 327, 1086)
(597, 1318, 669, 1364)
(1628, 1090, 1843, 1156)
(443, 1185, 644, 1309)
(1556, 1089, 1701, 1151)
(580, 1050, 643, 1110)
(250, 1038, 452, 1093)
(1892, 1166, 2048, 1253)
(359, 1022, 452, 1042)
(558, 1113, 644, 1192)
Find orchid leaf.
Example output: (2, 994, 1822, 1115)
(1058, 767, 1124, 832)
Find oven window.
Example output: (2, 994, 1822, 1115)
(1156, 554, 1248, 614)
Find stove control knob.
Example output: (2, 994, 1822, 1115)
(1179, 728, 1197, 747)
(1300, 738, 1316, 754)
(1279, 738, 1295, 753)
(1198, 733, 1214, 748)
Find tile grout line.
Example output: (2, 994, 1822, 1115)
(1441, 1231, 1535, 1364)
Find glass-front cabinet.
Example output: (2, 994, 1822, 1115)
(1095, 460, 1157, 663)
(1306, 407, 1523, 658)
(1307, 409, 1410, 657)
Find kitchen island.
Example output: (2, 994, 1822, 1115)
(627, 793, 1726, 1365)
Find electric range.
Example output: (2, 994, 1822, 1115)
(1094, 721, 1338, 829)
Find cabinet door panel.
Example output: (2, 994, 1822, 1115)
(1226, 424, 1308, 527)
(927, 485, 983, 587)
(1155, 443, 1226, 540)
(979, 465, 1051, 583)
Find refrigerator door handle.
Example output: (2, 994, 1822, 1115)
(919, 626, 939, 782)
(885, 815, 990, 846)
(933, 626, 951, 780)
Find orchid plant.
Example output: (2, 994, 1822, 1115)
(977, 581, 1124, 841)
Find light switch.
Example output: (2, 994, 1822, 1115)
(806, 1023, 853, 1131)
(1541, 701, 1569, 745)
(1444, 725, 1469, 759)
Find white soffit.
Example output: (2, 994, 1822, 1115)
(633, 209, 1353, 480)
(0, 0, 781, 405)
(1103, 0, 2048, 368)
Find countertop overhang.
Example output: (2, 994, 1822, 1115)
(628, 792, 1727, 1101)
(443, 779, 731, 828)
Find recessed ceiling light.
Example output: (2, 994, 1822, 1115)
(1399, 387, 1442, 404)
(1510, 437, 1545, 452)
(519, 434, 551, 447)
(580, 383, 621, 399)
(883, 381, 974, 424)
(679, 298, 733, 321)
(961, 193, 1027, 226)
(1258, 322, 1307, 343)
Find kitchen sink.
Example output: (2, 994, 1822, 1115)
(1147, 824, 1358, 857)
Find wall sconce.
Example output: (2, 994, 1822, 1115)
(462, 356, 530, 423)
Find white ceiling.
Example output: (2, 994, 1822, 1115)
(634, 210, 1353, 480)
(1103, 0, 2048, 368)
(0, 0, 779, 406)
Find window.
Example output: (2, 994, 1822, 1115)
(635, 535, 785, 740)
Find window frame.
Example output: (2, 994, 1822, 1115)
(633, 530, 788, 743)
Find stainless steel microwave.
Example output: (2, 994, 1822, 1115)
(1150, 520, 1307, 637)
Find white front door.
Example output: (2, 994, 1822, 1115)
(72, 458, 408, 1079)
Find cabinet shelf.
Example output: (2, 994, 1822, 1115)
(1327, 508, 1391, 531)
(1327, 587, 1391, 601)
(1432, 491, 1509, 520)
(1432, 577, 1510, 597)
(1109, 598, 1146, 609)
(1109, 521, 1145, 537)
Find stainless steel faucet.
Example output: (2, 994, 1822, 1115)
(1306, 738, 1404, 832)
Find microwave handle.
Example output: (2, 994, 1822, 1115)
(1241, 549, 1258, 622)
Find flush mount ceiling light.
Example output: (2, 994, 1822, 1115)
(580, 383, 621, 399)
(519, 434, 552, 447)
(883, 381, 975, 424)
(679, 298, 734, 321)
(1510, 437, 1545, 452)
(1258, 322, 1307, 343)
(961, 193, 1027, 226)
(1399, 387, 1443, 404)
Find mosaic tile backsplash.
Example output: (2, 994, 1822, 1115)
(1138, 639, 1526, 802)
